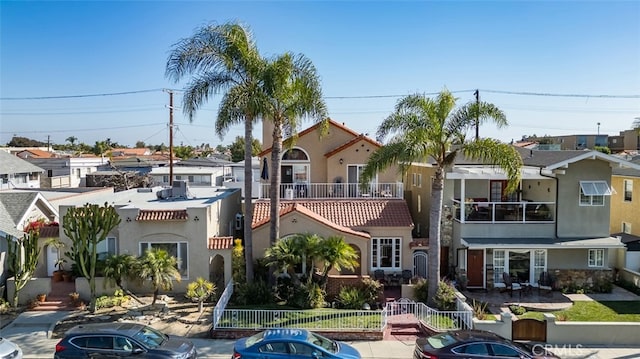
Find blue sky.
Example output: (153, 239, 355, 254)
(1, 1, 639, 148)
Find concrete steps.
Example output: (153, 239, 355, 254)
(29, 296, 75, 311)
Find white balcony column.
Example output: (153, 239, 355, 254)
(460, 179, 466, 223)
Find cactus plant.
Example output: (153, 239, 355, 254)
(5, 220, 43, 307)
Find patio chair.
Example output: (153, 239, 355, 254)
(538, 271, 553, 295)
(401, 269, 413, 284)
(373, 269, 386, 285)
(502, 272, 522, 298)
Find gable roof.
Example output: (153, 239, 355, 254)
(0, 192, 58, 238)
(324, 134, 382, 158)
(17, 149, 58, 159)
(514, 148, 640, 171)
(0, 150, 45, 175)
(252, 199, 414, 231)
(612, 157, 640, 177)
(258, 119, 375, 157)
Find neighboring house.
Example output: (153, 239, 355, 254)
(610, 156, 640, 271)
(528, 134, 609, 151)
(0, 150, 45, 190)
(149, 166, 231, 187)
(252, 120, 421, 283)
(109, 148, 152, 157)
(25, 156, 108, 188)
(16, 149, 58, 159)
(0, 191, 59, 283)
(222, 158, 261, 199)
(608, 129, 640, 153)
(404, 148, 640, 290)
(51, 183, 242, 292)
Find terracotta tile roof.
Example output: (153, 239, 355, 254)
(208, 236, 234, 250)
(17, 149, 57, 158)
(136, 210, 188, 221)
(38, 226, 60, 238)
(258, 119, 368, 157)
(324, 134, 381, 158)
(252, 199, 414, 230)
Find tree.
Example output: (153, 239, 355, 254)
(5, 220, 43, 306)
(229, 136, 261, 162)
(262, 52, 328, 251)
(173, 145, 195, 159)
(185, 277, 216, 313)
(63, 203, 121, 312)
(135, 141, 146, 148)
(134, 248, 181, 305)
(66, 136, 78, 148)
(92, 140, 110, 157)
(166, 22, 265, 283)
(633, 118, 640, 130)
(103, 253, 136, 290)
(315, 235, 359, 288)
(360, 90, 523, 305)
(8, 136, 46, 147)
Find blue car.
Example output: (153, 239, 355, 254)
(232, 329, 361, 359)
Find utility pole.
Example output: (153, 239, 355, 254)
(167, 90, 174, 186)
(47, 135, 51, 152)
(474, 89, 480, 140)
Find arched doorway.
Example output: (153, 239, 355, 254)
(413, 250, 428, 279)
(209, 254, 225, 290)
(281, 148, 310, 198)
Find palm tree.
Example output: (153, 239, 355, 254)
(135, 248, 181, 305)
(261, 53, 328, 247)
(104, 254, 144, 304)
(66, 136, 78, 148)
(633, 117, 640, 131)
(166, 22, 264, 282)
(315, 235, 359, 288)
(185, 277, 216, 313)
(360, 89, 523, 305)
(265, 236, 303, 277)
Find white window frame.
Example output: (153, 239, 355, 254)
(623, 179, 633, 202)
(622, 222, 631, 234)
(579, 181, 612, 206)
(371, 237, 401, 270)
(493, 249, 547, 285)
(588, 249, 604, 267)
(493, 250, 506, 284)
(139, 242, 189, 279)
(97, 237, 117, 259)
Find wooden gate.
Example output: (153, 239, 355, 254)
(512, 318, 546, 342)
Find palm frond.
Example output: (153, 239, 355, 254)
(462, 138, 523, 193)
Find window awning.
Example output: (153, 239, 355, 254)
(461, 237, 624, 249)
(580, 181, 613, 196)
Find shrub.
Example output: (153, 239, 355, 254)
(556, 313, 569, 321)
(471, 299, 489, 320)
(413, 278, 429, 303)
(360, 277, 382, 306)
(336, 287, 366, 309)
(233, 279, 274, 306)
(509, 305, 526, 315)
(615, 279, 640, 295)
(434, 281, 457, 311)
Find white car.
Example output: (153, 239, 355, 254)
(0, 337, 22, 359)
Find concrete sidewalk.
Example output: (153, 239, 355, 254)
(1, 311, 638, 359)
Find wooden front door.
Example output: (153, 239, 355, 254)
(467, 250, 484, 287)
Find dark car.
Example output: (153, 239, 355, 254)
(54, 322, 197, 359)
(232, 329, 361, 359)
(414, 330, 559, 359)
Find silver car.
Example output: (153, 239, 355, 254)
(0, 337, 22, 359)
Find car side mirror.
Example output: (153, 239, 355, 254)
(132, 348, 145, 355)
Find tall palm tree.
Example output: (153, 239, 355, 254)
(185, 277, 216, 314)
(135, 248, 181, 305)
(166, 22, 264, 282)
(315, 235, 359, 288)
(261, 53, 328, 247)
(360, 89, 523, 305)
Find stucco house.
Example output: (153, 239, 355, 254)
(404, 148, 640, 290)
(252, 120, 426, 282)
(0, 150, 45, 190)
(610, 155, 640, 271)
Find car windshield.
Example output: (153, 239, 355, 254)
(244, 332, 266, 348)
(132, 326, 166, 348)
(426, 333, 459, 349)
(307, 332, 338, 353)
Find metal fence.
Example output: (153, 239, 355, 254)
(214, 308, 388, 331)
(212, 279, 234, 329)
(386, 298, 473, 332)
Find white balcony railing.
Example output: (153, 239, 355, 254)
(453, 199, 555, 224)
(259, 182, 403, 200)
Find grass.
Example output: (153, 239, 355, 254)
(517, 301, 640, 322)
(217, 308, 384, 330)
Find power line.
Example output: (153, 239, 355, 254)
(0, 123, 166, 134)
(0, 88, 168, 100)
(479, 89, 640, 99)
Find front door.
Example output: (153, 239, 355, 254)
(467, 250, 484, 287)
(47, 245, 58, 276)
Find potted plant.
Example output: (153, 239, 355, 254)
(46, 238, 66, 282)
(36, 293, 47, 302)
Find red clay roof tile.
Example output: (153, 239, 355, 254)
(136, 209, 188, 221)
(208, 236, 234, 250)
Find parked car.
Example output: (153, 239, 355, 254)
(232, 329, 361, 359)
(0, 337, 22, 359)
(54, 322, 197, 359)
(414, 330, 559, 359)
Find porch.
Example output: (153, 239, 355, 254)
(258, 182, 403, 200)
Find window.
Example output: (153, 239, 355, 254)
(623, 222, 632, 234)
(453, 343, 489, 355)
(490, 344, 521, 357)
(533, 250, 546, 285)
(162, 175, 169, 183)
(175, 175, 182, 180)
(371, 238, 401, 269)
(188, 175, 194, 183)
(97, 237, 117, 260)
(579, 181, 612, 206)
(140, 242, 188, 277)
(29, 172, 38, 180)
(623, 180, 633, 202)
(412, 173, 422, 187)
(588, 249, 604, 267)
(76, 168, 81, 178)
(417, 195, 422, 213)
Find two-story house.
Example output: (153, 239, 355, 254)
(610, 155, 640, 271)
(405, 148, 640, 290)
(252, 120, 423, 281)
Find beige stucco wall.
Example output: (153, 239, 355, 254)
(545, 314, 640, 345)
(6, 277, 51, 305)
(556, 159, 612, 237)
(404, 164, 436, 238)
(610, 175, 640, 236)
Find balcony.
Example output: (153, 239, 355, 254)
(453, 199, 555, 224)
(258, 182, 403, 200)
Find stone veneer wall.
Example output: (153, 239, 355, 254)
(549, 268, 613, 290)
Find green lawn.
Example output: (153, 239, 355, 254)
(218, 308, 384, 329)
(518, 301, 640, 322)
